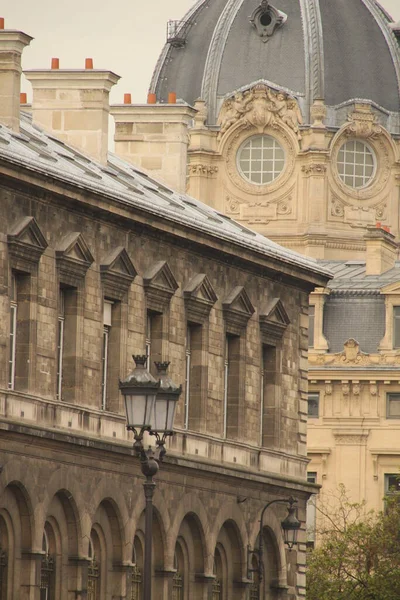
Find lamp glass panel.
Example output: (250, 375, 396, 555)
(124, 393, 156, 428)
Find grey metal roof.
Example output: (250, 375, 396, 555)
(319, 260, 400, 292)
(0, 113, 330, 280)
(150, 0, 400, 125)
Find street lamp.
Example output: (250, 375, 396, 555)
(120, 356, 182, 600)
(248, 496, 301, 595)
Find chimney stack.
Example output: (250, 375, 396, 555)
(364, 225, 398, 275)
(24, 61, 120, 164)
(110, 96, 196, 192)
(0, 19, 33, 131)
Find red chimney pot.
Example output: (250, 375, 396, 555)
(20, 92, 27, 104)
(168, 92, 177, 104)
(51, 58, 59, 69)
(147, 93, 157, 104)
(124, 93, 132, 105)
(85, 58, 93, 69)
(0, 17, 5, 29)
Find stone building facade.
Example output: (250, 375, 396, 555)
(117, 0, 400, 523)
(0, 21, 330, 600)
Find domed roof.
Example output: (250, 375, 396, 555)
(150, 0, 400, 127)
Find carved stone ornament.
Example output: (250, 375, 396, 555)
(309, 337, 400, 367)
(259, 298, 290, 344)
(56, 232, 94, 287)
(193, 98, 208, 129)
(189, 164, 219, 175)
(345, 105, 383, 140)
(217, 84, 302, 139)
(302, 163, 327, 176)
(310, 99, 327, 128)
(249, 0, 287, 43)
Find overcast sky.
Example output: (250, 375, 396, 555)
(5, 0, 400, 104)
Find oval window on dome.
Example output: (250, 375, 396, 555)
(337, 140, 376, 189)
(237, 135, 285, 185)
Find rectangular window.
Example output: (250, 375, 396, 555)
(101, 300, 113, 411)
(184, 326, 192, 430)
(261, 344, 277, 447)
(308, 393, 320, 418)
(308, 305, 315, 348)
(393, 306, 400, 349)
(387, 393, 400, 418)
(306, 472, 317, 549)
(9, 271, 31, 391)
(8, 273, 17, 390)
(56, 289, 65, 400)
(224, 334, 240, 439)
(145, 311, 163, 376)
(59, 286, 78, 403)
(385, 473, 400, 494)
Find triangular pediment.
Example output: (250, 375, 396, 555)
(184, 274, 218, 304)
(223, 286, 254, 333)
(260, 298, 290, 342)
(100, 247, 137, 299)
(184, 274, 218, 323)
(8, 217, 48, 266)
(101, 247, 137, 278)
(143, 261, 178, 293)
(56, 232, 94, 284)
(223, 286, 254, 316)
(143, 261, 178, 312)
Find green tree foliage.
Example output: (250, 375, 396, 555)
(307, 484, 400, 600)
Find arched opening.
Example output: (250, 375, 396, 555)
(249, 554, 260, 600)
(214, 519, 245, 599)
(259, 526, 282, 600)
(88, 532, 101, 600)
(212, 546, 224, 600)
(0, 515, 9, 600)
(174, 512, 206, 599)
(131, 535, 143, 600)
(172, 540, 187, 600)
(40, 527, 55, 600)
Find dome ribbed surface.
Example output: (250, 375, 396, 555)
(150, 0, 400, 124)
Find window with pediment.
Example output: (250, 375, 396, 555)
(7, 217, 47, 392)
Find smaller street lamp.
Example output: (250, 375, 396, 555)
(247, 496, 301, 596)
(120, 356, 182, 600)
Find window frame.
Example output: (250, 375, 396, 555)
(336, 139, 376, 189)
(236, 134, 286, 186)
(387, 393, 400, 419)
(308, 392, 320, 418)
(393, 306, 400, 349)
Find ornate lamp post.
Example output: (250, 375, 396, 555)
(120, 356, 182, 600)
(248, 496, 301, 596)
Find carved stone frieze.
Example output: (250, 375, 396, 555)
(218, 84, 302, 139)
(330, 194, 388, 225)
(189, 164, 219, 175)
(334, 433, 369, 446)
(308, 337, 400, 367)
(301, 163, 327, 176)
(225, 187, 295, 222)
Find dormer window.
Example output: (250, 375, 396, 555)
(250, 0, 287, 42)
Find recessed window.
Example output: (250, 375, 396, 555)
(237, 135, 285, 185)
(308, 305, 315, 348)
(385, 473, 400, 494)
(337, 140, 375, 189)
(308, 393, 320, 418)
(387, 393, 400, 418)
(393, 306, 400, 349)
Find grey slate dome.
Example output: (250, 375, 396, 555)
(150, 0, 400, 126)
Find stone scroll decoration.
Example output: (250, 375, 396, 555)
(308, 337, 400, 367)
(217, 84, 302, 140)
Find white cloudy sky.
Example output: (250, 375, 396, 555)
(5, 0, 400, 104)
